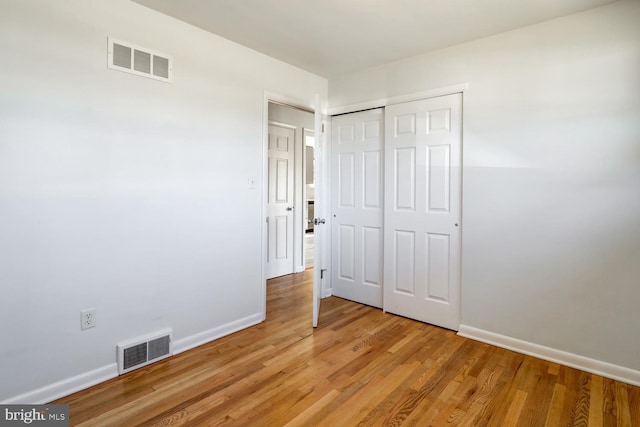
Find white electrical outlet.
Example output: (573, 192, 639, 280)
(248, 176, 257, 189)
(81, 308, 96, 330)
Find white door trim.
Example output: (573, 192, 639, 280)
(268, 121, 297, 130)
(328, 83, 468, 116)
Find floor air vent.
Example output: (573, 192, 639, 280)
(117, 329, 172, 374)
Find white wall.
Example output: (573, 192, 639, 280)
(0, 0, 326, 402)
(268, 103, 314, 272)
(330, 0, 640, 373)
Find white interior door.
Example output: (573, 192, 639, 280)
(267, 124, 295, 279)
(331, 109, 384, 308)
(312, 106, 325, 327)
(383, 94, 462, 330)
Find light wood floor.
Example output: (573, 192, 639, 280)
(55, 270, 639, 426)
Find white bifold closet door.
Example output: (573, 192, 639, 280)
(383, 94, 462, 330)
(331, 108, 384, 308)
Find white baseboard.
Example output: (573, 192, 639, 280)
(322, 288, 332, 298)
(1, 364, 118, 405)
(458, 325, 640, 387)
(2, 314, 264, 404)
(173, 312, 263, 354)
(295, 265, 306, 273)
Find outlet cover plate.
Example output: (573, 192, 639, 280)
(248, 176, 257, 189)
(81, 308, 96, 330)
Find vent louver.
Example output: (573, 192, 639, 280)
(117, 329, 172, 375)
(148, 335, 171, 360)
(123, 343, 147, 370)
(108, 37, 172, 83)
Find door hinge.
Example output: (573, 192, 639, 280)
(321, 122, 325, 133)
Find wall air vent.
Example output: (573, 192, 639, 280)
(108, 37, 172, 83)
(117, 329, 173, 375)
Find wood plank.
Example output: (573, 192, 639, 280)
(545, 383, 567, 427)
(318, 362, 420, 426)
(282, 389, 341, 427)
(629, 383, 640, 427)
(503, 389, 528, 425)
(568, 372, 592, 426)
(589, 375, 604, 427)
(518, 359, 558, 426)
(603, 377, 619, 425)
(615, 382, 632, 427)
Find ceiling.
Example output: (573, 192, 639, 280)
(133, 0, 617, 78)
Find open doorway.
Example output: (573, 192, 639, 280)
(266, 102, 315, 278)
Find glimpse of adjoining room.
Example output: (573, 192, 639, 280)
(266, 102, 315, 279)
(305, 130, 315, 270)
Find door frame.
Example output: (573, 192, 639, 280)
(328, 83, 468, 116)
(262, 92, 324, 322)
